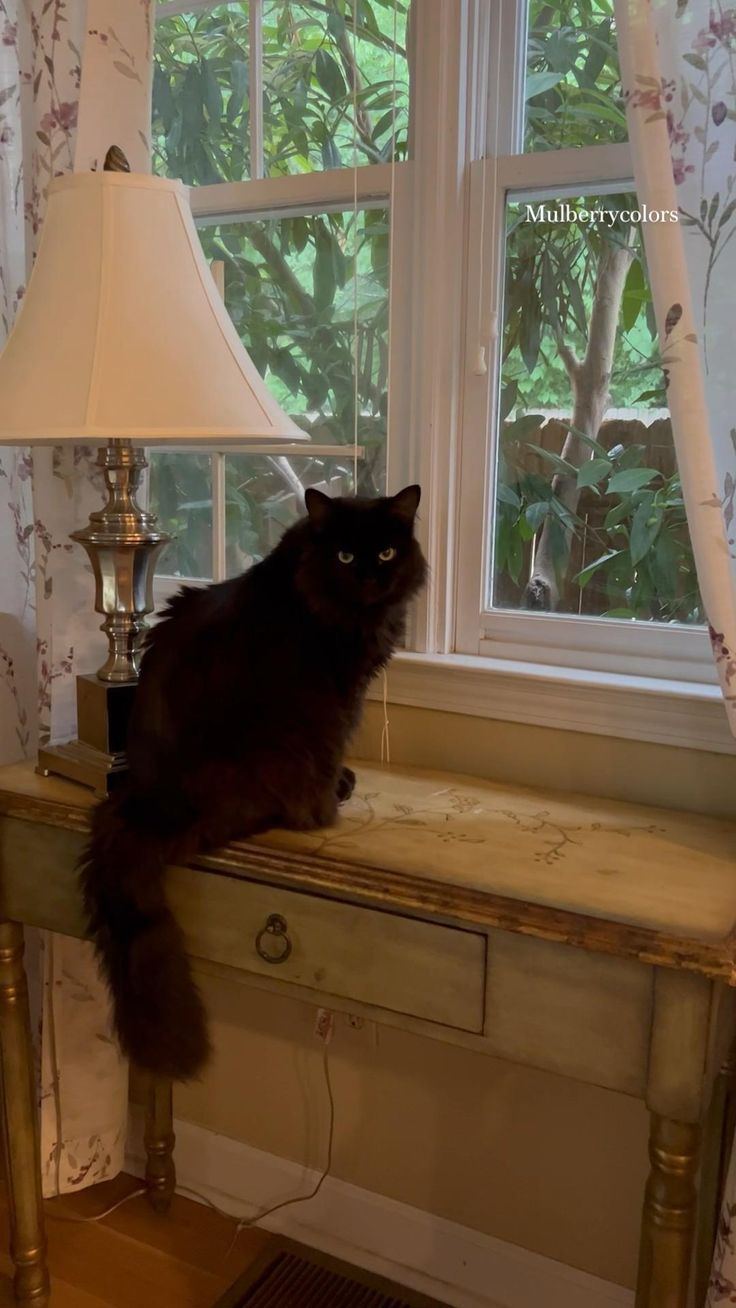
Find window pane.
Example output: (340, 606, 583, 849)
(152, 2, 409, 185)
(525, 0, 627, 151)
(153, 4, 253, 184)
(150, 207, 389, 580)
(491, 195, 701, 625)
(200, 205, 389, 479)
(149, 452, 213, 579)
(224, 453, 358, 575)
(262, 1, 409, 176)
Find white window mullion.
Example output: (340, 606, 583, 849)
(212, 452, 227, 582)
(493, 0, 528, 157)
(249, 0, 264, 181)
(478, 610, 716, 681)
(499, 143, 633, 195)
(384, 165, 411, 498)
(189, 164, 395, 222)
(405, 0, 491, 656)
(454, 157, 504, 656)
(454, 1, 523, 657)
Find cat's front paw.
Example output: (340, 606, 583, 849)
(336, 766, 356, 805)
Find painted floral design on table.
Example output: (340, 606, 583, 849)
(292, 787, 661, 868)
(246, 769, 689, 925)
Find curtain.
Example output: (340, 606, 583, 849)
(0, 0, 154, 1196)
(615, 0, 736, 1299)
(615, 0, 736, 731)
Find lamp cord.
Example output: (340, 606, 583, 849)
(380, 0, 399, 766)
(352, 0, 360, 495)
(475, 5, 505, 375)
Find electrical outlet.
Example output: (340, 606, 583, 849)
(314, 1007, 334, 1043)
(346, 1013, 365, 1031)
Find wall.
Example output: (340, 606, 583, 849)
(170, 701, 736, 1291)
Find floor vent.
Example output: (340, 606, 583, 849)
(215, 1238, 450, 1308)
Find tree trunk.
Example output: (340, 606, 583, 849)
(524, 235, 634, 611)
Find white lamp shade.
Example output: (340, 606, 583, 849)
(0, 171, 307, 444)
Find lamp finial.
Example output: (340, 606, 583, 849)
(103, 145, 130, 173)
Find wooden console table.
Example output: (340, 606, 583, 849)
(1, 760, 735, 1307)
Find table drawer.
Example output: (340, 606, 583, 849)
(170, 867, 486, 1033)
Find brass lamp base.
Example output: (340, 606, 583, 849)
(38, 738, 127, 797)
(36, 434, 171, 797)
(37, 675, 137, 798)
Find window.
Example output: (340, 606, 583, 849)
(148, 1, 726, 749)
(493, 194, 698, 627)
(455, 0, 712, 684)
(151, 0, 408, 583)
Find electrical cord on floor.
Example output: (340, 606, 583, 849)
(45, 1186, 148, 1223)
(44, 1034, 336, 1257)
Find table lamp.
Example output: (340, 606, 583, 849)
(0, 148, 306, 793)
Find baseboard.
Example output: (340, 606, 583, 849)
(127, 1108, 633, 1308)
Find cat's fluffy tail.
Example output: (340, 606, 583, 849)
(79, 789, 211, 1080)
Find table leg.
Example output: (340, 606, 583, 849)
(144, 1075, 176, 1213)
(694, 1041, 736, 1305)
(636, 1114, 701, 1308)
(0, 922, 49, 1305)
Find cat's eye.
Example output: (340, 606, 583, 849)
(338, 551, 354, 564)
(378, 547, 397, 562)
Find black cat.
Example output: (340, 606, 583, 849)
(80, 485, 426, 1081)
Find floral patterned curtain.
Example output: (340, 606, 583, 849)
(615, 0, 736, 1297)
(0, 0, 154, 1196)
(616, 0, 736, 734)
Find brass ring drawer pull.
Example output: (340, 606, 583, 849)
(255, 914, 292, 965)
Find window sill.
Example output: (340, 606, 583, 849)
(368, 652, 736, 756)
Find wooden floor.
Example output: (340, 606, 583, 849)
(0, 1174, 273, 1307)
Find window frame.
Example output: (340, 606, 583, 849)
(150, 0, 734, 754)
(451, 0, 718, 689)
(403, 0, 728, 751)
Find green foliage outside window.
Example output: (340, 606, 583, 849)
(525, 0, 627, 150)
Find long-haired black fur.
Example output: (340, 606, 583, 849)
(80, 485, 426, 1081)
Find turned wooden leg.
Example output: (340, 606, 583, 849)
(694, 1041, 736, 1305)
(0, 923, 49, 1304)
(636, 1114, 701, 1308)
(144, 1075, 176, 1213)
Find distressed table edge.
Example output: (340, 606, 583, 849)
(1, 783, 735, 986)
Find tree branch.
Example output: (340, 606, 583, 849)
(525, 231, 635, 611)
(266, 455, 305, 500)
(247, 223, 315, 318)
(326, 0, 373, 144)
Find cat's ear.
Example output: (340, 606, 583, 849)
(304, 488, 333, 523)
(389, 484, 421, 522)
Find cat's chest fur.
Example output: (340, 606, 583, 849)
(130, 488, 425, 791)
